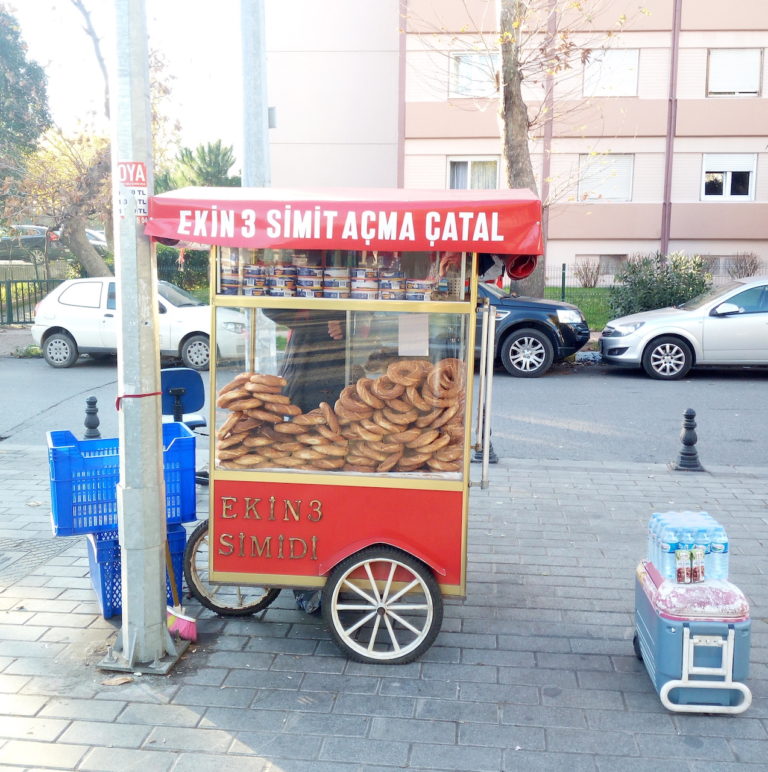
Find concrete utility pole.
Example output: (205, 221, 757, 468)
(100, 0, 186, 673)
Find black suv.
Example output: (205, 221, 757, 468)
(477, 282, 590, 377)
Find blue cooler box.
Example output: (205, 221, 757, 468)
(634, 560, 751, 714)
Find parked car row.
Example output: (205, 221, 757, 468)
(0, 225, 108, 261)
(29, 275, 768, 379)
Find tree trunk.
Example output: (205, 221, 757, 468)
(499, 0, 546, 298)
(62, 216, 112, 277)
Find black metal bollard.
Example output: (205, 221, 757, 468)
(670, 407, 704, 472)
(83, 395, 101, 439)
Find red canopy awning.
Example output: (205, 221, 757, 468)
(145, 187, 543, 256)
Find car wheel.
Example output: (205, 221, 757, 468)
(42, 332, 79, 368)
(180, 334, 210, 371)
(499, 328, 554, 377)
(641, 336, 692, 380)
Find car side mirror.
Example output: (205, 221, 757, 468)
(158, 302, 166, 314)
(713, 302, 741, 316)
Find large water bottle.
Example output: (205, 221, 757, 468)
(660, 524, 679, 581)
(694, 526, 712, 581)
(709, 526, 730, 580)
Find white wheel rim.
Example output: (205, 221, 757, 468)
(185, 340, 209, 368)
(651, 343, 685, 376)
(47, 339, 71, 364)
(509, 337, 545, 372)
(328, 556, 434, 661)
(189, 528, 273, 612)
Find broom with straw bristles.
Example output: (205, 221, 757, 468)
(165, 541, 197, 641)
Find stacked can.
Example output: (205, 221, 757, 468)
(405, 279, 434, 301)
(378, 268, 405, 300)
(242, 265, 267, 297)
(295, 266, 324, 298)
(266, 265, 297, 297)
(350, 267, 378, 300)
(323, 267, 350, 299)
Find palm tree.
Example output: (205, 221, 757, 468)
(172, 140, 241, 187)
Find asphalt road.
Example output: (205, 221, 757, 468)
(1, 354, 766, 467)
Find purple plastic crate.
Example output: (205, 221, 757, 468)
(47, 422, 196, 536)
(86, 524, 186, 619)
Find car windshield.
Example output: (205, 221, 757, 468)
(158, 281, 204, 307)
(678, 281, 744, 310)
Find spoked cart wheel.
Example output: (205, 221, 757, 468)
(321, 546, 443, 664)
(183, 521, 281, 616)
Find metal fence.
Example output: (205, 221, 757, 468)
(0, 279, 63, 324)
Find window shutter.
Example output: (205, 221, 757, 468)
(578, 155, 634, 201)
(703, 154, 756, 173)
(708, 50, 761, 95)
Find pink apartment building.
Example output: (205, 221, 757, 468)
(266, 0, 768, 277)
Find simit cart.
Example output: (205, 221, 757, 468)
(145, 187, 542, 663)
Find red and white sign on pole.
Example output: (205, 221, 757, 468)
(118, 161, 149, 223)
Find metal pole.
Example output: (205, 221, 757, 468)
(241, 0, 276, 375)
(241, 0, 270, 187)
(100, 0, 184, 673)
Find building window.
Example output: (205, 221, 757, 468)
(449, 52, 499, 98)
(707, 49, 762, 96)
(702, 154, 756, 199)
(578, 154, 634, 201)
(582, 49, 639, 97)
(448, 158, 499, 189)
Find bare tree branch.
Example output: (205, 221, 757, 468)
(70, 0, 110, 119)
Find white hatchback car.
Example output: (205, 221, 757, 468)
(600, 276, 768, 379)
(32, 278, 246, 370)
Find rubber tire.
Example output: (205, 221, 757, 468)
(322, 545, 443, 664)
(641, 336, 692, 380)
(180, 334, 210, 371)
(499, 328, 554, 377)
(183, 520, 281, 616)
(42, 331, 79, 368)
(633, 632, 643, 661)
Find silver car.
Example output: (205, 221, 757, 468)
(600, 276, 768, 379)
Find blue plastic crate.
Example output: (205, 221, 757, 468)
(47, 422, 197, 536)
(86, 524, 187, 619)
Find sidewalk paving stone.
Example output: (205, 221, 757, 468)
(0, 442, 767, 769)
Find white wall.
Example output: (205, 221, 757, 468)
(265, 0, 401, 187)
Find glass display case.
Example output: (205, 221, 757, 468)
(211, 247, 476, 482)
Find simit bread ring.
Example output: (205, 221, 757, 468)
(386, 359, 424, 387)
(319, 402, 340, 434)
(245, 408, 284, 424)
(405, 385, 431, 412)
(272, 421, 308, 434)
(435, 445, 463, 462)
(415, 408, 442, 428)
(431, 403, 461, 429)
(371, 375, 405, 400)
(249, 373, 287, 389)
(313, 457, 346, 470)
(217, 372, 253, 396)
(243, 435, 274, 448)
(232, 453, 267, 466)
(355, 378, 385, 409)
(416, 433, 451, 455)
(406, 429, 440, 449)
(263, 402, 302, 416)
(245, 391, 291, 405)
(218, 431, 249, 449)
(217, 411, 243, 439)
(383, 407, 419, 425)
(376, 450, 403, 473)
(226, 397, 265, 412)
(316, 424, 346, 443)
(426, 457, 461, 472)
(217, 388, 251, 408)
(427, 357, 465, 399)
(339, 385, 374, 416)
(388, 427, 422, 444)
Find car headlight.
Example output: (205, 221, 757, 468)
(222, 321, 246, 334)
(609, 321, 645, 336)
(556, 309, 584, 324)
